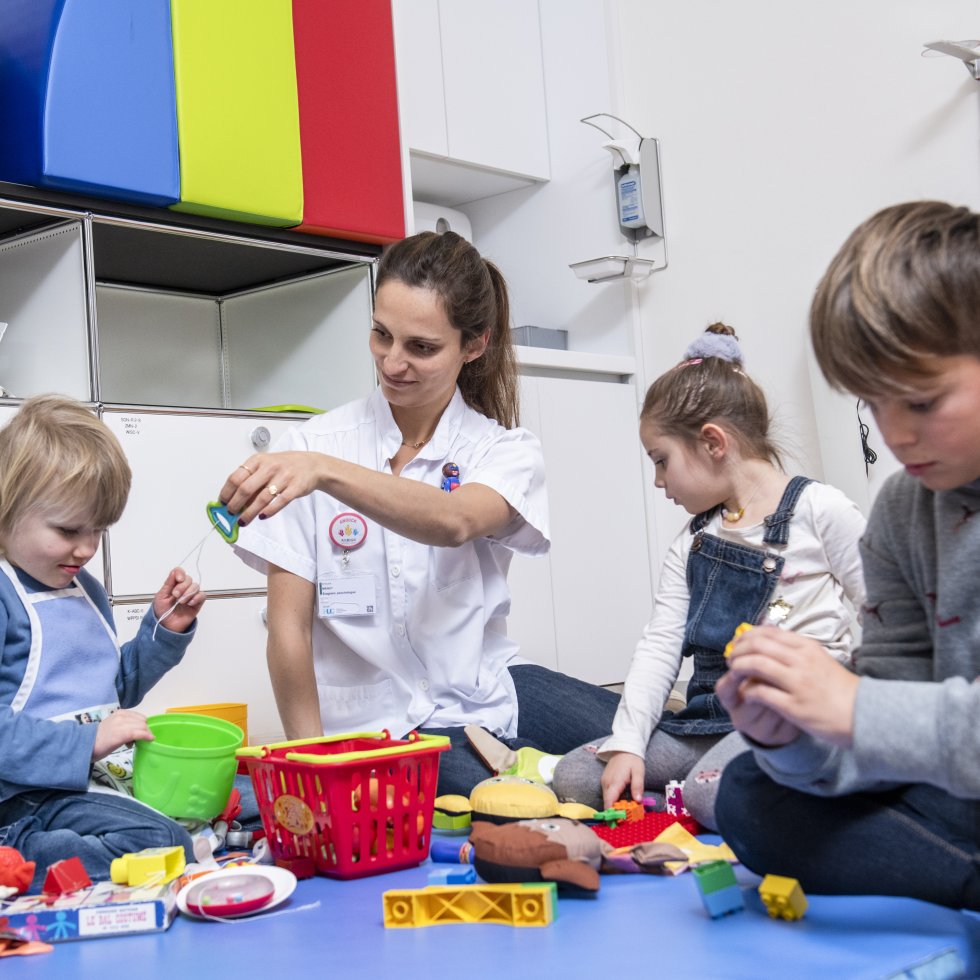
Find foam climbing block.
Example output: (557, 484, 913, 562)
(169, 0, 303, 227)
(0, 0, 179, 206)
(291, 0, 406, 243)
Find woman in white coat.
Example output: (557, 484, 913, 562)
(219, 231, 619, 794)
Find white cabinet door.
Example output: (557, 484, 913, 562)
(392, 0, 550, 184)
(391, 0, 448, 158)
(512, 375, 653, 685)
(439, 0, 549, 179)
(506, 378, 558, 671)
(102, 411, 299, 598)
(118, 594, 283, 747)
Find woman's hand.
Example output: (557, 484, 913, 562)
(92, 709, 152, 761)
(220, 451, 327, 526)
(720, 625, 859, 748)
(152, 567, 205, 634)
(601, 751, 645, 808)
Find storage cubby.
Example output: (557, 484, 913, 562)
(0, 221, 90, 401)
(89, 216, 376, 412)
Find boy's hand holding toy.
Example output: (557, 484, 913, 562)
(92, 709, 153, 761)
(152, 566, 206, 634)
(717, 625, 859, 748)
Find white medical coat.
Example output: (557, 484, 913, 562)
(234, 387, 549, 738)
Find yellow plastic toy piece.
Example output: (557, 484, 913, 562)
(758, 874, 808, 920)
(110, 845, 186, 886)
(383, 882, 557, 928)
(724, 622, 754, 658)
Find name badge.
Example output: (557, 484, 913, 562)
(318, 571, 377, 618)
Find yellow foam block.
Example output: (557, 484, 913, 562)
(169, 0, 302, 226)
(383, 883, 557, 928)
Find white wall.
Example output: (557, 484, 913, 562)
(610, 0, 980, 564)
(420, 0, 980, 585)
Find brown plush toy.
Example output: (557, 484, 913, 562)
(468, 817, 686, 895)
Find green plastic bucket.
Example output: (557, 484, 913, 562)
(134, 713, 244, 820)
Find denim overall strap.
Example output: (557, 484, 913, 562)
(660, 477, 813, 737)
(762, 475, 813, 546)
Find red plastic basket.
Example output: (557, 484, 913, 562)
(237, 730, 450, 880)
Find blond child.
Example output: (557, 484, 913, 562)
(0, 395, 204, 891)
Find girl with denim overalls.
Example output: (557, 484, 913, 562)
(551, 325, 867, 828)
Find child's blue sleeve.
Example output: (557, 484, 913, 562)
(115, 606, 196, 708)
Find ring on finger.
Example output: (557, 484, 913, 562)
(266, 484, 281, 497)
(239, 463, 254, 475)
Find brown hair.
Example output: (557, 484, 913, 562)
(376, 231, 519, 428)
(0, 394, 132, 545)
(641, 323, 781, 465)
(811, 200, 980, 397)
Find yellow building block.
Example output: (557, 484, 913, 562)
(758, 874, 808, 920)
(724, 622, 754, 658)
(383, 882, 557, 928)
(110, 845, 186, 886)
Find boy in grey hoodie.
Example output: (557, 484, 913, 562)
(715, 201, 980, 912)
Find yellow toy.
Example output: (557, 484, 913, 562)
(724, 622, 754, 658)
(758, 874, 808, 920)
(467, 775, 595, 823)
(110, 846, 186, 886)
(383, 882, 557, 928)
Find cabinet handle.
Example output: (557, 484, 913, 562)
(250, 426, 271, 450)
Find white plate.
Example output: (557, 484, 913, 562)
(176, 865, 297, 920)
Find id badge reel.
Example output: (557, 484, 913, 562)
(319, 512, 376, 618)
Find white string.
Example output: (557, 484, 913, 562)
(192, 887, 321, 924)
(151, 526, 215, 641)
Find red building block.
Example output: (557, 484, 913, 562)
(42, 857, 91, 896)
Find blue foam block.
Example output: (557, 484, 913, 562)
(0, 0, 179, 205)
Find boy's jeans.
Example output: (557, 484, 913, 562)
(0, 789, 193, 893)
(716, 751, 980, 911)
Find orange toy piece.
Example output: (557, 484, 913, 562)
(610, 799, 645, 822)
(0, 847, 35, 895)
(724, 622, 754, 658)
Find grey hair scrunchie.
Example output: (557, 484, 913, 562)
(682, 332, 743, 365)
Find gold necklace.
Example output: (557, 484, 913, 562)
(401, 430, 435, 450)
(721, 475, 766, 524)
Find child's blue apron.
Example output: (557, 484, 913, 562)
(658, 476, 812, 737)
(0, 560, 132, 791)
